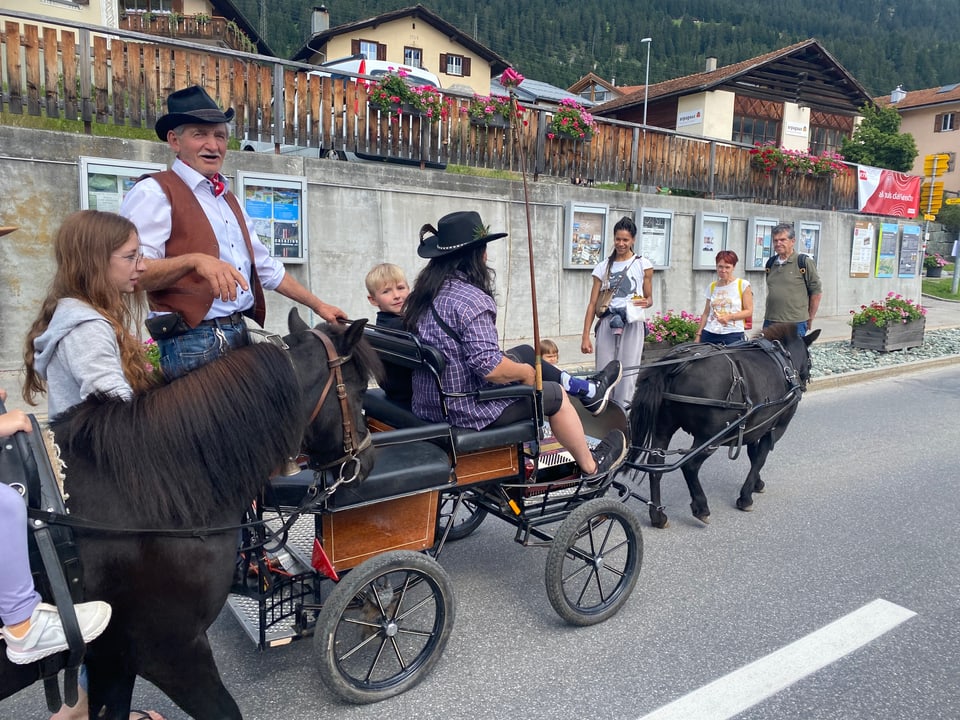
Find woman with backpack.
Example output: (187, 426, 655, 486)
(694, 250, 753, 345)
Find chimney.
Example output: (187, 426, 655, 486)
(705, 57, 717, 72)
(890, 85, 907, 103)
(312, 5, 330, 34)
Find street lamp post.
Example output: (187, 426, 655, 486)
(640, 37, 652, 186)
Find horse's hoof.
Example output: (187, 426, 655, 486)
(736, 498, 754, 511)
(650, 513, 669, 529)
(755, 480, 765, 493)
(694, 514, 710, 524)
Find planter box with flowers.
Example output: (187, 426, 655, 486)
(643, 310, 701, 363)
(749, 143, 849, 179)
(465, 94, 514, 128)
(849, 292, 926, 352)
(546, 98, 597, 142)
(923, 252, 948, 278)
(368, 70, 449, 122)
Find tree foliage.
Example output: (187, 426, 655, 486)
(840, 104, 918, 172)
(233, 0, 960, 96)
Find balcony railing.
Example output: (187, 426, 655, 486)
(117, 13, 256, 53)
(0, 11, 856, 210)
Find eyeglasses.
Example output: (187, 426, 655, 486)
(113, 250, 145, 264)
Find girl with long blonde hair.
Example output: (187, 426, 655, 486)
(23, 210, 154, 417)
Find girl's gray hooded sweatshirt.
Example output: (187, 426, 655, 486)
(32, 298, 133, 419)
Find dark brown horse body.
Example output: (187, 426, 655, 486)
(628, 324, 819, 528)
(1, 313, 379, 719)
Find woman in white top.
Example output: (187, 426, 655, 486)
(581, 216, 654, 409)
(695, 250, 753, 346)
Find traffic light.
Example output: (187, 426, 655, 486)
(920, 180, 945, 214)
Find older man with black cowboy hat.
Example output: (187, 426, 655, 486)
(404, 210, 627, 479)
(120, 85, 346, 379)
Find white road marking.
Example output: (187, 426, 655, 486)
(638, 598, 916, 720)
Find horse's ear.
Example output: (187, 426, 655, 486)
(804, 328, 821, 347)
(344, 318, 368, 349)
(288, 307, 309, 334)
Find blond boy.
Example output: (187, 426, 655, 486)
(365, 263, 409, 330)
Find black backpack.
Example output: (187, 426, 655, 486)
(765, 253, 812, 292)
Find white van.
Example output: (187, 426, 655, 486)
(316, 55, 441, 89)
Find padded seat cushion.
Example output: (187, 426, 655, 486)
(266, 440, 451, 510)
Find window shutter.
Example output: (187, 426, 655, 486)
(377, 43, 386, 61)
(351, 39, 360, 54)
(172, 0, 184, 12)
(462, 57, 471, 77)
(935, 113, 944, 132)
(439, 53, 447, 72)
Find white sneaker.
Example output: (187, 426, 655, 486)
(1, 601, 112, 665)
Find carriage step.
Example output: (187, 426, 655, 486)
(225, 593, 300, 648)
(266, 512, 316, 570)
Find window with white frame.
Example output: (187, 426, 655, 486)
(359, 40, 379, 61)
(941, 113, 955, 132)
(445, 54, 463, 76)
(404, 47, 423, 68)
(122, 0, 174, 12)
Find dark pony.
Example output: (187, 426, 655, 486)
(628, 324, 820, 528)
(1, 314, 379, 719)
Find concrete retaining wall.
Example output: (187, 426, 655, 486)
(0, 125, 922, 411)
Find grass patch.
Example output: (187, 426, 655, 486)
(921, 274, 960, 300)
(1, 111, 158, 141)
(445, 164, 521, 181)
(0, 112, 241, 149)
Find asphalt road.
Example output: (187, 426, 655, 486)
(4, 365, 960, 719)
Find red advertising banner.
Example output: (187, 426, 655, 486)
(857, 165, 921, 218)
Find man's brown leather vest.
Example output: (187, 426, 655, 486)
(147, 171, 266, 328)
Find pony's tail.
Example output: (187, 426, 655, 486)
(628, 367, 667, 458)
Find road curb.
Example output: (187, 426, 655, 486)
(809, 354, 960, 392)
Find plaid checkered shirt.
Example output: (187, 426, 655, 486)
(412, 275, 519, 429)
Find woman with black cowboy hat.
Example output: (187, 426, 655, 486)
(404, 211, 627, 478)
(120, 85, 346, 379)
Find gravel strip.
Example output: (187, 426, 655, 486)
(810, 327, 960, 378)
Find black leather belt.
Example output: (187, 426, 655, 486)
(198, 312, 246, 327)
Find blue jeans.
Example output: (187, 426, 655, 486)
(158, 319, 249, 379)
(763, 319, 807, 337)
(700, 329, 746, 345)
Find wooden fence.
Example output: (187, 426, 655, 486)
(0, 13, 857, 210)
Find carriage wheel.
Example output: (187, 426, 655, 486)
(438, 491, 487, 541)
(545, 497, 643, 626)
(314, 550, 455, 704)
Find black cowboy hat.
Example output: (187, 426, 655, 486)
(155, 85, 235, 140)
(417, 211, 507, 259)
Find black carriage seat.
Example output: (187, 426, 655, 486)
(265, 424, 453, 510)
(362, 326, 539, 454)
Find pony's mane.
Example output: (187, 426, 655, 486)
(53, 343, 303, 527)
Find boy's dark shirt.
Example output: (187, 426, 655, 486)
(375, 311, 413, 403)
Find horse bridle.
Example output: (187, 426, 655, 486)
(305, 329, 371, 480)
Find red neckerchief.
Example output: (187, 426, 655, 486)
(210, 174, 225, 197)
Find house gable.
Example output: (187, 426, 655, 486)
(290, 4, 509, 95)
(595, 39, 873, 120)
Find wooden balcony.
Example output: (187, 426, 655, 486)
(117, 13, 255, 53)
